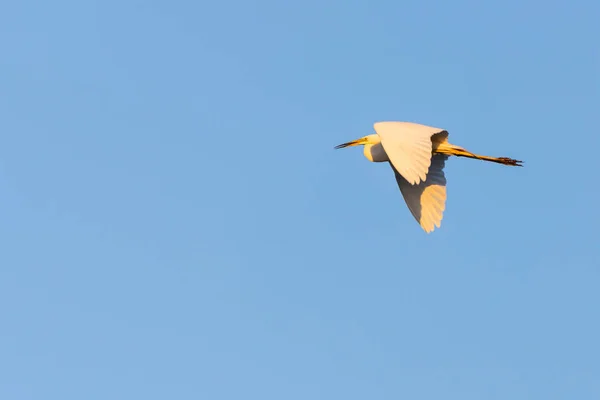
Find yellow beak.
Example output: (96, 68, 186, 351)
(334, 137, 368, 149)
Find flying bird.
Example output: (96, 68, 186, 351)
(335, 121, 522, 233)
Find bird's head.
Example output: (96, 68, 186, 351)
(334, 134, 380, 149)
(335, 133, 388, 162)
(334, 134, 385, 162)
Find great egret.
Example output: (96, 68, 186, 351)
(335, 121, 522, 233)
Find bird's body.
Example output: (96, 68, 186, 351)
(335, 121, 522, 233)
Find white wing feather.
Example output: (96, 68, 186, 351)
(374, 121, 447, 185)
(392, 154, 448, 233)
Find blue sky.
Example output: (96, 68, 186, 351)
(1, 0, 599, 398)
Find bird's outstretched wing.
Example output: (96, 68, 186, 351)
(391, 154, 448, 233)
(374, 121, 447, 185)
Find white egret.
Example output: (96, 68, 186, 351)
(335, 121, 522, 233)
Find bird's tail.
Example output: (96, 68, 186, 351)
(436, 143, 523, 167)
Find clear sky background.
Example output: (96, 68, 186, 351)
(1, 0, 599, 399)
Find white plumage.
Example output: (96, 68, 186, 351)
(394, 153, 448, 233)
(375, 121, 444, 185)
(335, 121, 522, 233)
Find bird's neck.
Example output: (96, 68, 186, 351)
(364, 143, 389, 162)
